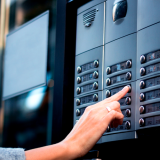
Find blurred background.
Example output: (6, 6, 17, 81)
(0, 0, 88, 151)
(0, 0, 57, 149)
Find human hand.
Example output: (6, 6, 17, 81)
(61, 86, 129, 159)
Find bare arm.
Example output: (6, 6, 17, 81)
(25, 86, 129, 160)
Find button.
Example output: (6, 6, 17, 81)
(126, 60, 132, 68)
(140, 68, 145, 76)
(139, 81, 145, 89)
(125, 109, 131, 117)
(107, 125, 110, 132)
(93, 82, 98, 90)
(77, 77, 81, 84)
(77, 66, 81, 74)
(125, 97, 131, 105)
(106, 67, 111, 75)
(93, 60, 99, 68)
(139, 118, 145, 127)
(93, 71, 98, 79)
(126, 72, 132, 80)
(139, 106, 145, 114)
(76, 99, 80, 106)
(106, 78, 111, 86)
(140, 93, 145, 101)
(140, 55, 146, 64)
(125, 121, 131, 129)
(127, 85, 131, 93)
(106, 90, 111, 98)
(76, 109, 81, 116)
(93, 94, 98, 101)
(76, 87, 81, 94)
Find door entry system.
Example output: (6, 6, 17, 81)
(74, 0, 160, 142)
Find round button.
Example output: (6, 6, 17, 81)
(76, 99, 80, 106)
(93, 71, 98, 79)
(106, 90, 111, 98)
(93, 60, 99, 68)
(140, 55, 146, 64)
(106, 78, 111, 86)
(126, 72, 132, 80)
(126, 60, 132, 68)
(107, 125, 110, 132)
(106, 67, 111, 75)
(76, 109, 81, 116)
(139, 106, 145, 114)
(77, 66, 81, 74)
(140, 93, 145, 101)
(125, 121, 131, 129)
(125, 109, 131, 117)
(139, 118, 145, 127)
(93, 94, 98, 101)
(127, 85, 131, 93)
(93, 82, 98, 90)
(76, 87, 81, 94)
(125, 97, 131, 105)
(77, 77, 81, 84)
(140, 68, 145, 76)
(139, 80, 145, 89)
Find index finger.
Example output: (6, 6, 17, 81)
(108, 85, 129, 101)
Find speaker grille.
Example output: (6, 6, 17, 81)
(83, 9, 96, 27)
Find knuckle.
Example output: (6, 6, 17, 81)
(114, 101, 120, 108)
(85, 105, 93, 112)
(85, 106, 90, 112)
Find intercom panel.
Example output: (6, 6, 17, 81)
(103, 81, 136, 134)
(105, 0, 137, 43)
(137, 0, 160, 31)
(104, 33, 137, 89)
(76, 1, 105, 55)
(74, 47, 103, 97)
(137, 23, 160, 80)
(136, 75, 160, 130)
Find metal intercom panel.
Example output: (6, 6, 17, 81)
(3, 11, 49, 100)
(74, 0, 160, 143)
(105, 0, 137, 43)
(76, 1, 105, 55)
(74, 47, 103, 97)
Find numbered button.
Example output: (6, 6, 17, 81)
(140, 68, 145, 76)
(76, 109, 81, 116)
(93, 60, 99, 68)
(106, 90, 111, 98)
(140, 55, 146, 64)
(77, 66, 81, 74)
(106, 78, 111, 86)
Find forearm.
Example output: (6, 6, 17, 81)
(25, 142, 71, 160)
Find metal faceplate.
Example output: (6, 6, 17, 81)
(104, 33, 137, 89)
(105, 0, 137, 44)
(137, 23, 160, 80)
(136, 75, 160, 130)
(74, 46, 103, 97)
(76, 2, 104, 55)
(137, 0, 160, 31)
